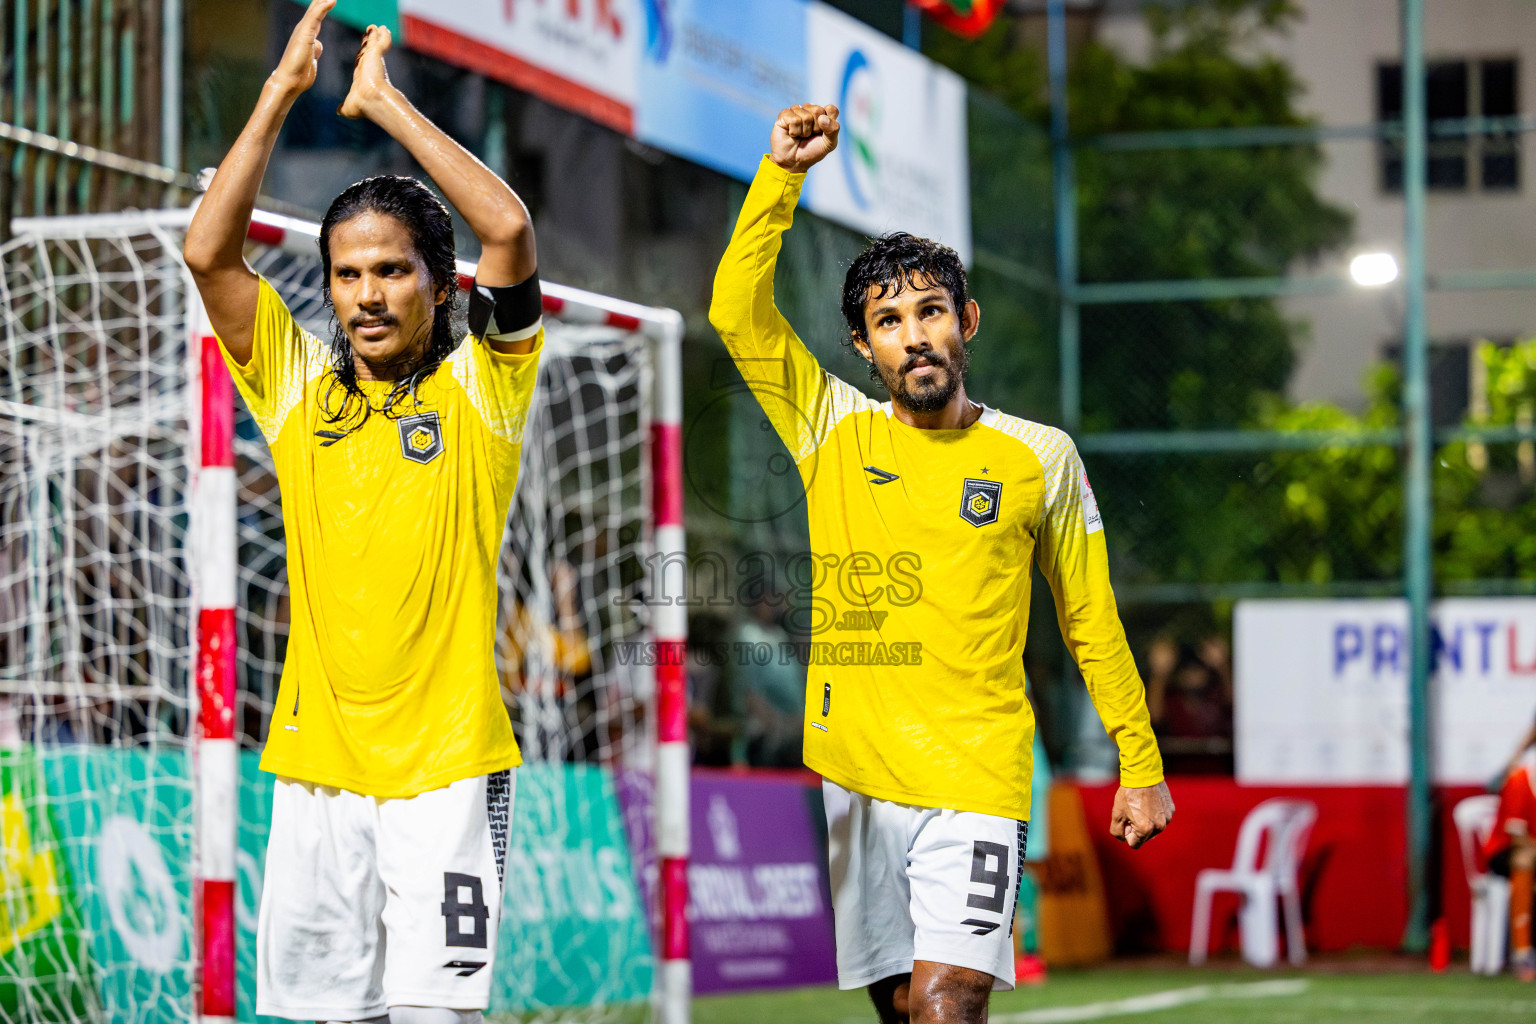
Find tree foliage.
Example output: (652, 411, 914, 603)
(1202, 340, 1536, 587)
(930, 1, 1351, 430)
(1431, 340, 1536, 583)
(928, 2, 1362, 587)
(1070, 4, 1352, 432)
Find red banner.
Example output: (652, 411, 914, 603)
(910, 0, 1006, 38)
(1075, 779, 1484, 955)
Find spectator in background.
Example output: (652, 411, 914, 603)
(687, 612, 736, 767)
(1146, 635, 1234, 775)
(732, 594, 803, 768)
(1485, 715, 1536, 982)
(500, 559, 595, 759)
(501, 560, 592, 693)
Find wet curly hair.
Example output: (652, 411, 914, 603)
(839, 232, 970, 347)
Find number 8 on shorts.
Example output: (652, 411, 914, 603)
(257, 771, 514, 1019)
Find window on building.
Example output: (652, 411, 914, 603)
(1481, 60, 1521, 188)
(1377, 58, 1520, 193)
(1383, 338, 1508, 429)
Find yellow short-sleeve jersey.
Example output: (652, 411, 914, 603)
(709, 159, 1164, 820)
(218, 278, 542, 798)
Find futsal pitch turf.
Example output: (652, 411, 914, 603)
(689, 965, 1536, 1024)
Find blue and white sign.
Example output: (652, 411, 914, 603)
(636, 0, 807, 182)
(375, 0, 972, 253)
(803, 2, 971, 260)
(1235, 599, 1536, 784)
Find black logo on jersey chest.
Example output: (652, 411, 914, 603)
(959, 478, 1002, 527)
(398, 411, 445, 464)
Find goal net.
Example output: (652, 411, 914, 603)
(1, 213, 195, 1024)
(1, 208, 679, 1022)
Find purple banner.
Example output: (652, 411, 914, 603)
(617, 770, 838, 993)
(690, 772, 837, 991)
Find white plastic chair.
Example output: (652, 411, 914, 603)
(1454, 794, 1509, 975)
(1189, 797, 1317, 967)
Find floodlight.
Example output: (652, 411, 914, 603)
(1349, 252, 1400, 287)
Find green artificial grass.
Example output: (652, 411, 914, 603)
(692, 964, 1536, 1024)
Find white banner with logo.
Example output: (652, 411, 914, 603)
(1235, 599, 1536, 784)
(802, 3, 971, 261)
(398, 0, 640, 133)
(635, 0, 808, 182)
(381, 0, 973, 259)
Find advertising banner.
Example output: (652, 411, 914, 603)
(291, 0, 972, 258)
(803, 3, 972, 261)
(1235, 598, 1536, 784)
(0, 752, 96, 1020)
(617, 770, 838, 993)
(493, 762, 654, 1009)
(689, 772, 836, 992)
(0, 750, 194, 1022)
(397, 0, 641, 134)
(329, 0, 974, 258)
(45, 751, 195, 1020)
(635, 0, 808, 182)
(4, 748, 652, 1022)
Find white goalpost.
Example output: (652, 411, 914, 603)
(0, 205, 691, 1024)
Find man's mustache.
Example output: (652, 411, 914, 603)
(348, 312, 399, 330)
(899, 350, 948, 375)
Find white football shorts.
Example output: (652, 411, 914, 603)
(256, 770, 514, 1020)
(822, 779, 1027, 991)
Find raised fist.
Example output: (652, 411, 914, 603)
(770, 103, 840, 174)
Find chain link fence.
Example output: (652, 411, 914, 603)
(700, 23, 1536, 773)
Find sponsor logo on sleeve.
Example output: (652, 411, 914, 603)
(1081, 469, 1103, 535)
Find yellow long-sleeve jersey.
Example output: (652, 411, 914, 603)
(218, 278, 540, 798)
(709, 158, 1164, 820)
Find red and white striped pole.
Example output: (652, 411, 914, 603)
(190, 285, 238, 1024)
(650, 314, 690, 1024)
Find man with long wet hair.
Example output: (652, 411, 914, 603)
(184, 3, 542, 1020)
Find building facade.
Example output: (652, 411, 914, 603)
(1099, 0, 1536, 417)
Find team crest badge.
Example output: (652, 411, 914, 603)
(959, 478, 1002, 527)
(398, 411, 445, 465)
